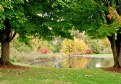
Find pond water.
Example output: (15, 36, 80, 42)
(30, 55, 114, 68)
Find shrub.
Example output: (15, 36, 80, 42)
(61, 37, 88, 55)
(97, 38, 112, 54)
(79, 33, 112, 54)
(60, 39, 74, 55)
(39, 47, 49, 54)
(73, 37, 88, 54)
(84, 48, 93, 54)
(87, 40, 101, 54)
(31, 38, 56, 53)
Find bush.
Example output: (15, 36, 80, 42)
(61, 37, 88, 55)
(84, 48, 93, 54)
(60, 39, 74, 55)
(39, 47, 49, 54)
(97, 38, 112, 54)
(10, 46, 64, 64)
(80, 33, 112, 54)
(11, 38, 32, 53)
(87, 40, 101, 54)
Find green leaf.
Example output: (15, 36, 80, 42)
(0, 4, 4, 12)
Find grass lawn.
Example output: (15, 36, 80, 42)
(0, 66, 121, 84)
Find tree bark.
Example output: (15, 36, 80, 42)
(107, 32, 121, 68)
(0, 18, 16, 65)
(1, 41, 10, 65)
(107, 35, 119, 67)
(116, 32, 121, 67)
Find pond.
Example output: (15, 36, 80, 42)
(30, 55, 114, 68)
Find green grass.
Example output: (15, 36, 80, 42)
(0, 66, 121, 84)
(83, 54, 113, 57)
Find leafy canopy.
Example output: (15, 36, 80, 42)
(1, 0, 119, 41)
(53, 0, 121, 38)
(0, 0, 74, 43)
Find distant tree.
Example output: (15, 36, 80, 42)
(61, 38, 74, 55)
(61, 37, 88, 55)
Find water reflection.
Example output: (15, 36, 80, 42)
(30, 55, 114, 68)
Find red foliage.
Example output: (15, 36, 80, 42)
(84, 48, 93, 54)
(39, 47, 49, 54)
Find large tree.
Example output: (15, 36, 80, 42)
(53, 0, 121, 67)
(0, 0, 72, 65)
(76, 0, 121, 67)
(85, 0, 121, 68)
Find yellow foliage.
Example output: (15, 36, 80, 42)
(61, 37, 88, 55)
(61, 39, 74, 55)
(98, 38, 110, 47)
(107, 7, 121, 24)
(97, 38, 112, 54)
(73, 37, 88, 54)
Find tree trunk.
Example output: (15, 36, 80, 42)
(118, 46, 121, 67)
(0, 18, 16, 65)
(1, 41, 10, 65)
(116, 32, 121, 67)
(107, 32, 121, 68)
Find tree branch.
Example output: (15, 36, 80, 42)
(9, 31, 16, 42)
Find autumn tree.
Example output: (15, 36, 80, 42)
(61, 37, 88, 55)
(61, 39, 73, 55)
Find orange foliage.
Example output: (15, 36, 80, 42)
(79, 57, 90, 68)
(84, 48, 93, 54)
(107, 7, 121, 24)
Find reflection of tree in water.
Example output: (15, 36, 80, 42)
(61, 56, 113, 68)
(54, 59, 63, 68)
(68, 55, 73, 68)
(62, 56, 90, 68)
(61, 55, 73, 68)
(30, 55, 114, 68)
(86, 58, 113, 68)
